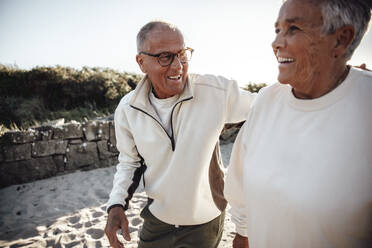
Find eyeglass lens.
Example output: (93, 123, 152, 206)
(158, 49, 192, 66)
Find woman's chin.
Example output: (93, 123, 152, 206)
(277, 75, 291, 85)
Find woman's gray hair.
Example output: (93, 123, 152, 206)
(136, 21, 181, 53)
(282, 0, 371, 60)
(320, 0, 371, 60)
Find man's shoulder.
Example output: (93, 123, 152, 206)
(117, 91, 135, 109)
(114, 91, 136, 121)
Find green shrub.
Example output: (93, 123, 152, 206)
(0, 64, 267, 132)
(242, 83, 267, 93)
(0, 65, 141, 130)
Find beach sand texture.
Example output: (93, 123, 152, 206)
(0, 143, 235, 248)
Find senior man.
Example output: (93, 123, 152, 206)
(225, 0, 372, 247)
(104, 21, 255, 248)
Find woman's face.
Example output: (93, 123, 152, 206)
(272, 0, 336, 91)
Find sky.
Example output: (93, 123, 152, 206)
(0, 0, 371, 86)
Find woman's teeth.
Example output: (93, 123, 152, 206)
(278, 57, 295, 63)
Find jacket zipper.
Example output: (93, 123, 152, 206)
(130, 96, 193, 151)
(169, 96, 193, 151)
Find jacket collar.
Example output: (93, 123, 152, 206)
(129, 75, 194, 113)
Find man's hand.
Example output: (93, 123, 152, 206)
(233, 233, 249, 248)
(356, 63, 371, 71)
(104, 206, 131, 248)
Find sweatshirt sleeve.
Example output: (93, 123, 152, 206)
(224, 122, 249, 237)
(106, 100, 145, 212)
(225, 78, 256, 123)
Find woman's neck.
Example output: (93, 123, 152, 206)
(292, 65, 350, 100)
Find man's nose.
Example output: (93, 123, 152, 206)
(170, 54, 183, 69)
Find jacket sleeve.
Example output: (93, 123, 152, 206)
(225, 78, 256, 123)
(224, 122, 249, 237)
(106, 101, 145, 212)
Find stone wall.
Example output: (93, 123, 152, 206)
(0, 120, 118, 188)
(0, 120, 243, 189)
(219, 122, 244, 145)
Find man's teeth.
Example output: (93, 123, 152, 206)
(278, 57, 295, 63)
(168, 75, 182, 80)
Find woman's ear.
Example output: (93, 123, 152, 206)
(333, 25, 355, 59)
(136, 54, 147, 73)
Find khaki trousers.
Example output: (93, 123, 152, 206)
(138, 205, 225, 248)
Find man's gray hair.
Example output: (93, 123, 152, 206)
(320, 0, 371, 60)
(136, 21, 181, 53)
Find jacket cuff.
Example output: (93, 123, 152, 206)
(107, 204, 125, 214)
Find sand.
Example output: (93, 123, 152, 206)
(0, 143, 235, 248)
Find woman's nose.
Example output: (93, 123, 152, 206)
(271, 33, 285, 50)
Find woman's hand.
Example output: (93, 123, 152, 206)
(356, 63, 371, 71)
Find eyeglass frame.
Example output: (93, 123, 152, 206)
(138, 47, 194, 67)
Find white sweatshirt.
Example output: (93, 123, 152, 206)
(107, 74, 255, 225)
(225, 67, 372, 247)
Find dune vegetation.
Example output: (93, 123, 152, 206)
(0, 65, 266, 135)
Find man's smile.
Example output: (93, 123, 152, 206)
(167, 74, 182, 80)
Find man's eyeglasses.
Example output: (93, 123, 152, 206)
(139, 47, 194, 67)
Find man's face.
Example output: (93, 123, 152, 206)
(136, 28, 188, 99)
(272, 0, 336, 90)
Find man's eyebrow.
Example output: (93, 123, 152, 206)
(155, 48, 185, 55)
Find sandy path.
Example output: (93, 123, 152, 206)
(0, 143, 235, 248)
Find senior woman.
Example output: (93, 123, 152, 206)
(224, 0, 372, 247)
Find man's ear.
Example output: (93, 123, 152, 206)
(333, 25, 355, 59)
(136, 54, 147, 73)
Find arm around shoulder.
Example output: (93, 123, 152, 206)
(224, 78, 256, 123)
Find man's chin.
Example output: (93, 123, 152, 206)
(171, 82, 186, 95)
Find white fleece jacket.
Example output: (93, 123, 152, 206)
(107, 73, 255, 225)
